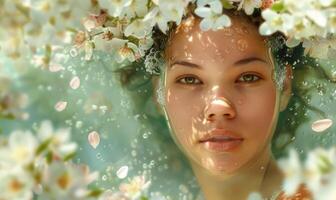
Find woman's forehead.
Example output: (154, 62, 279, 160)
(166, 16, 269, 65)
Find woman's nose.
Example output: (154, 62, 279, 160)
(204, 97, 236, 121)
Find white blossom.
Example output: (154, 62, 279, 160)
(238, 0, 262, 15)
(3, 130, 38, 166)
(0, 167, 33, 200)
(122, 0, 148, 18)
(110, 38, 141, 63)
(124, 19, 153, 38)
(304, 147, 336, 196)
(277, 149, 303, 196)
(37, 120, 77, 159)
(259, 10, 294, 35)
(119, 176, 151, 199)
(98, 0, 132, 17)
(195, 0, 231, 31)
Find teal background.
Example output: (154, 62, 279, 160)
(1, 48, 336, 199)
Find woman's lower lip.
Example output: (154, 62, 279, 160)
(201, 139, 243, 152)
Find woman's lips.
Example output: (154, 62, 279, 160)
(199, 129, 244, 153)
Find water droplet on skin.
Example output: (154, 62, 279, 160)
(55, 101, 67, 112)
(242, 26, 249, 34)
(88, 131, 100, 149)
(312, 119, 333, 133)
(234, 27, 247, 35)
(237, 39, 248, 51)
(116, 166, 128, 179)
(69, 76, 80, 90)
(222, 28, 233, 36)
(70, 48, 78, 57)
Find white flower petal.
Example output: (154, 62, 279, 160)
(213, 14, 231, 30)
(194, 7, 212, 18)
(69, 76, 80, 90)
(49, 63, 64, 72)
(199, 18, 214, 31)
(259, 22, 275, 35)
(116, 166, 128, 179)
(308, 10, 328, 27)
(209, 1, 223, 14)
(55, 101, 67, 112)
(88, 131, 100, 149)
(312, 119, 333, 133)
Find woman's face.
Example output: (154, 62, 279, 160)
(163, 15, 281, 174)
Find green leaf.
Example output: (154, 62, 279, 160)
(221, 0, 235, 9)
(318, 155, 333, 174)
(63, 152, 76, 161)
(46, 151, 53, 164)
(271, 1, 285, 12)
(140, 196, 149, 200)
(87, 188, 104, 197)
(35, 138, 52, 155)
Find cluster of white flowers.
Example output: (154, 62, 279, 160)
(0, 120, 158, 200)
(248, 146, 336, 200)
(260, 0, 336, 59)
(0, 0, 265, 68)
(1, 0, 335, 68)
(277, 147, 336, 200)
(77, 0, 264, 63)
(0, 121, 99, 200)
(99, 175, 153, 200)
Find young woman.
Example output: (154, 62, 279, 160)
(117, 10, 312, 200)
(157, 11, 314, 199)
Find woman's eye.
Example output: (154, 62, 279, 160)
(237, 73, 261, 83)
(177, 76, 202, 85)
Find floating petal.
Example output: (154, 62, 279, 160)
(54, 101, 67, 112)
(88, 131, 100, 149)
(116, 166, 128, 179)
(312, 119, 333, 132)
(69, 76, 80, 90)
(49, 63, 64, 72)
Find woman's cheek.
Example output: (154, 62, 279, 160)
(166, 88, 202, 142)
(241, 86, 276, 140)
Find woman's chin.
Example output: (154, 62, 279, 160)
(190, 154, 244, 176)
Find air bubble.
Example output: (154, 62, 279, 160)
(70, 48, 78, 57)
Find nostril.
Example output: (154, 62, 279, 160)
(208, 113, 215, 119)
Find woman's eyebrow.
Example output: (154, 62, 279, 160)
(170, 60, 201, 69)
(234, 57, 268, 66)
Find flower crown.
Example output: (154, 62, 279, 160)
(73, 0, 336, 68)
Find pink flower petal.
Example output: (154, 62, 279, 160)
(55, 101, 67, 112)
(69, 76, 80, 90)
(88, 131, 100, 149)
(312, 119, 333, 133)
(49, 63, 64, 72)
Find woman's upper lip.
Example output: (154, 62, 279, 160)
(199, 128, 244, 143)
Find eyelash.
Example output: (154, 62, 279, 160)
(236, 73, 262, 83)
(176, 73, 262, 85)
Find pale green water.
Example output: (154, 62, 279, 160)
(1, 49, 336, 199)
